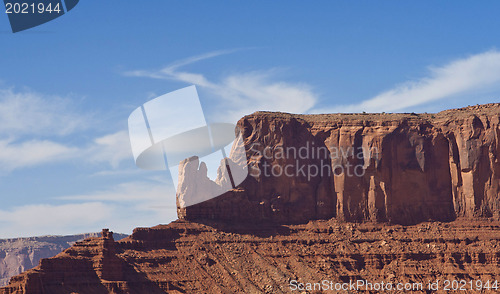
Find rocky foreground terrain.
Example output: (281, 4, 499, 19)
(1, 221, 500, 293)
(0, 234, 127, 287)
(1, 103, 500, 293)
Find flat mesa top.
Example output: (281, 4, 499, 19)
(245, 103, 500, 123)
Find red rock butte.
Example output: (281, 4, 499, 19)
(179, 103, 500, 225)
(2, 103, 500, 294)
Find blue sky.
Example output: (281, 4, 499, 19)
(0, 1, 500, 237)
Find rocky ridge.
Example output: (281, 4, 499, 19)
(0, 233, 127, 287)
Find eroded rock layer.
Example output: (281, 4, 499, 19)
(2, 220, 500, 293)
(178, 104, 500, 225)
(0, 233, 128, 287)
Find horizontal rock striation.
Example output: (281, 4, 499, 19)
(2, 220, 500, 293)
(0, 230, 142, 294)
(178, 103, 500, 225)
(0, 233, 127, 287)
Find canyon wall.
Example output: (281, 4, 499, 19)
(178, 103, 500, 225)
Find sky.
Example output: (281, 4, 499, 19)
(0, 1, 499, 238)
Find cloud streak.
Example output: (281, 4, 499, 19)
(0, 179, 176, 238)
(0, 139, 78, 171)
(316, 50, 500, 113)
(0, 129, 133, 172)
(58, 180, 173, 203)
(86, 130, 133, 168)
(0, 88, 134, 171)
(0, 88, 89, 137)
(0, 202, 111, 238)
(0, 88, 170, 238)
(130, 49, 500, 116)
(126, 50, 318, 122)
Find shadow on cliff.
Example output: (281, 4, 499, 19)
(187, 219, 293, 238)
(120, 260, 181, 294)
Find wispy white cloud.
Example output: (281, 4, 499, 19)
(0, 88, 89, 137)
(0, 87, 133, 171)
(0, 202, 111, 238)
(315, 50, 500, 113)
(0, 130, 133, 172)
(129, 49, 500, 117)
(0, 88, 172, 238)
(0, 87, 121, 172)
(126, 50, 236, 88)
(0, 139, 78, 171)
(58, 180, 173, 203)
(163, 49, 241, 72)
(215, 71, 317, 121)
(0, 179, 177, 238)
(89, 168, 145, 177)
(86, 130, 133, 168)
(125, 50, 318, 122)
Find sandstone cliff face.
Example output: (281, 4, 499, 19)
(178, 103, 500, 225)
(2, 220, 500, 293)
(0, 233, 128, 288)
